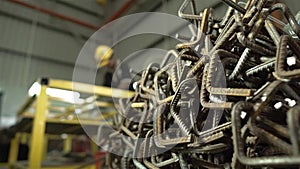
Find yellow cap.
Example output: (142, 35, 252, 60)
(96, 0, 106, 5)
(95, 45, 113, 68)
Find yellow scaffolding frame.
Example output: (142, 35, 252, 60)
(8, 78, 134, 169)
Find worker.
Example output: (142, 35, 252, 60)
(94, 45, 133, 90)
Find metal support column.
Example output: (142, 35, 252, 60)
(63, 136, 72, 153)
(91, 139, 98, 154)
(20, 133, 28, 145)
(8, 133, 20, 169)
(42, 135, 48, 161)
(0, 90, 3, 127)
(28, 85, 47, 169)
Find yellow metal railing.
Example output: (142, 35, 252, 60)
(9, 78, 134, 169)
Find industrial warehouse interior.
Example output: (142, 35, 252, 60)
(1, 0, 300, 168)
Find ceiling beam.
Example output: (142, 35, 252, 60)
(54, 0, 104, 18)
